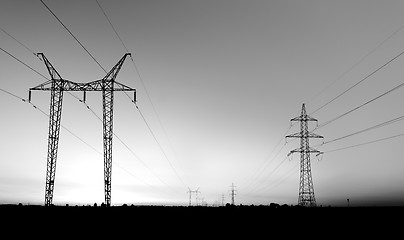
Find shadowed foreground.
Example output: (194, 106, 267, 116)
(1, 203, 401, 225)
(1, 203, 401, 237)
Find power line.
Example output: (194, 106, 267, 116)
(95, 0, 129, 53)
(0, 87, 104, 156)
(0, 26, 41, 60)
(95, 0, 184, 179)
(238, 125, 291, 190)
(0, 47, 47, 80)
(310, 48, 404, 116)
(0, 88, 167, 193)
(0, 88, 27, 102)
(306, 23, 404, 107)
(264, 161, 299, 194)
(244, 154, 290, 195)
(239, 140, 289, 193)
(0, 31, 84, 103)
(316, 80, 404, 130)
(40, 0, 107, 73)
(1, 22, 180, 199)
(132, 100, 188, 189)
(65, 90, 181, 195)
(321, 114, 404, 145)
(39, 0, 184, 197)
(323, 133, 404, 154)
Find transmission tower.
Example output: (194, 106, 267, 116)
(29, 53, 136, 206)
(229, 183, 237, 205)
(286, 103, 323, 207)
(187, 187, 200, 206)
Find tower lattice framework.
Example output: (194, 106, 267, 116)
(286, 103, 323, 207)
(29, 53, 135, 206)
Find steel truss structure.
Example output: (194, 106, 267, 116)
(29, 53, 136, 206)
(286, 104, 323, 207)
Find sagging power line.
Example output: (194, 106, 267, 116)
(321, 114, 404, 146)
(40, 0, 107, 73)
(306, 23, 404, 107)
(40, 0, 188, 192)
(316, 80, 404, 130)
(95, 0, 187, 189)
(310, 48, 404, 116)
(322, 133, 404, 154)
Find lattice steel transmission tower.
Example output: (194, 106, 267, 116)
(29, 53, 136, 206)
(187, 187, 200, 206)
(229, 183, 236, 205)
(286, 103, 323, 207)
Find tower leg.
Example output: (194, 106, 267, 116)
(103, 80, 114, 206)
(44, 84, 64, 206)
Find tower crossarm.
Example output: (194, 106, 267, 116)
(286, 132, 324, 139)
(83, 80, 136, 92)
(290, 115, 318, 122)
(29, 79, 84, 92)
(288, 147, 323, 155)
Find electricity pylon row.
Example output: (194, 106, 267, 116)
(29, 53, 136, 206)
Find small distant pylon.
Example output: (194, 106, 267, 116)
(229, 183, 237, 205)
(187, 187, 200, 206)
(286, 103, 323, 207)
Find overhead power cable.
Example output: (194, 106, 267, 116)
(132, 98, 188, 189)
(0, 87, 102, 155)
(0, 46, 169, 191)
(323, 133, 404, 154)
(306, 23, 404, 107)
(0, 47, 47, 79)
(67, 93, 180, 194)
(0, 87, 166, 189)
(321, 114, 404, 145)
(242, 153, 290, 195)
(0, 26, 41, 60)
(40, 0, 187, 192)
(1, 22, 179, 197)
(316, 81, 404, 130)
(95, 0, 129, 53)
(39, 0, 176, 187)
(40, 0, 107, 73)
(310, 48, 404, 116)
(95, 1, 187, 189)
(256, 161, 299, 195)
(96, 0, 183, 178)
(1, 46, 84, 103)
(2, 32, 177, 195)
(238, 126, 290, 192)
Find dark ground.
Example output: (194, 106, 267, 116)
(0, 203, 401, 234)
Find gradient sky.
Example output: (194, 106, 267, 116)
(1, 0, 404, 206)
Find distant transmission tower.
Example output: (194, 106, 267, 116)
(286, 103, 323, 207)
(187, 187, 200, 206)
(29, 53, 136, 206)
(229, 183, 237, 205)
